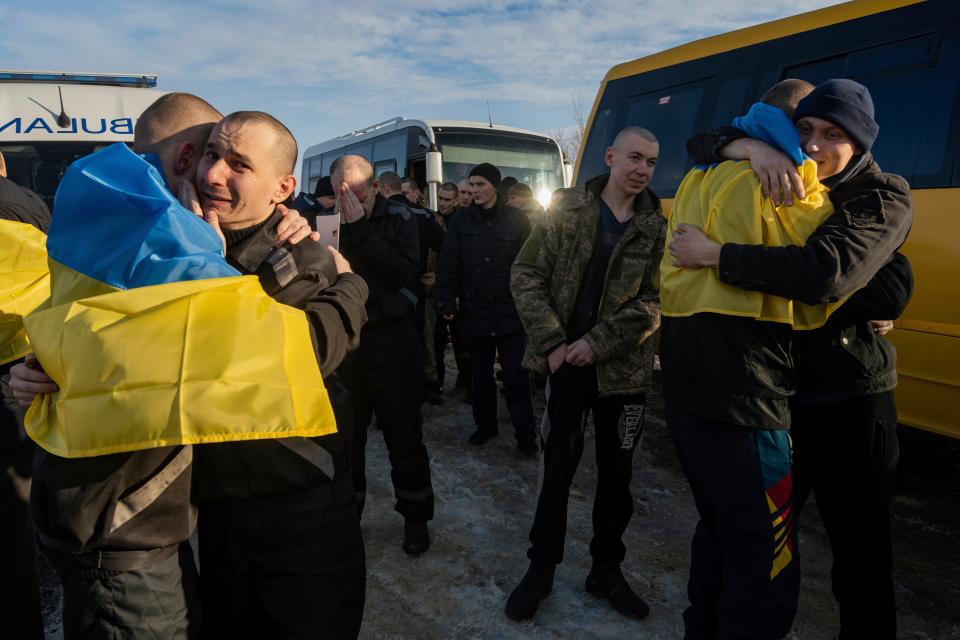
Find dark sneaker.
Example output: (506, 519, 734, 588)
(517, 438, 539, 457)
(469, 428, 498, 445)
(585, 563, 650, 620)
(505, 563, 555, 621)
(403, 520, 430, 557)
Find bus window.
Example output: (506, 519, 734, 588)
(320, 150, 343, 176)
(786, 32, 960, 188)
(622, 82, 707, 196)
(373, 159, 396, 177)
(436, 131, 564, 194)
(372, 129, 409, 177)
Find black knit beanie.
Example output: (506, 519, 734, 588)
(469, 163, 501, 189)
(793, 79, 879, 152)
(314, 175, 334, 198)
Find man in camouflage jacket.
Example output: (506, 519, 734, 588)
(505, 127, 665, 623)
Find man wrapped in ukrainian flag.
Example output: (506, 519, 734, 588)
(12, 94, 370, 639)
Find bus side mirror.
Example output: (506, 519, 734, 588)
(426, 144, 442, 184)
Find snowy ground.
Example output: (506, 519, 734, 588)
(39, 364, 960, 639)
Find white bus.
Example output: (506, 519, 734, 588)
(0, 71, 165, 208)
(301, 117, 569, 210)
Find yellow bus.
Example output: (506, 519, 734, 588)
(575, 0, 959, 438)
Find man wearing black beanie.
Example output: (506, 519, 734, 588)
(435, 163, 538, 454)
(675, 78, 914, 640)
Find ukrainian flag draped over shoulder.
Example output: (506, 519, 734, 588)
(661, 102, 843, 329)
(0, 218, 49, 364)
(24, 143, 337, 458)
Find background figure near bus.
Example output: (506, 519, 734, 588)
(333, 156, 435, 556)
(378, 171, 445, 404)
(674, 78, 914, 640)
(506, 127, 664, 623)
(0, 148, 49, 640)
(434, 182, 471, 395)
(457, 178, 473, 208)
(401, 176, 424, 207)
(435, 163, 537, 454)
(506, 182, 545, 227)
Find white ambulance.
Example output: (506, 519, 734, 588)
(0, 71, 166, 207)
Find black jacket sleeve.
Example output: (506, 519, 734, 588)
(434, 214, 462, 316)
(718, 171, 914, 305)
(341, 213, 420, 290)
(686, 126, 749, 164)
(839, 252, 913, 321)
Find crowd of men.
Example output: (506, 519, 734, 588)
(0, 76, 912, 640)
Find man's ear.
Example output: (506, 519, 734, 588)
(273, 174, 297, 204)
(604, 146, 615, 168)
(174, 142, 198, 177)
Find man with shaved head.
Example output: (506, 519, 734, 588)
(332, 155, 435, 556)
(506, 126, 664, 622)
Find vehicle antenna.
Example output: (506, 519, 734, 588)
(56, 86, 71, 128)
(487, 100, 493, 128)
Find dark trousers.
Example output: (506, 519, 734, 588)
(436, 316, 470, 389)
(199, 481, 365, 640)
(464, 332, 535, 442)
(792, 391, 899, 640)
(348, 319, 434, 522)
(47, 542, 201, 640)
(0, 442, 42, 640)
(666, 403, 799, 640)
(528, 363, 646, 565)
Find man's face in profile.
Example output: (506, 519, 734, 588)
(401, 181, 420, 205)
(197, 120, 293, 228)
(437, 188, 457, 215)
(506, 194, 530, 210)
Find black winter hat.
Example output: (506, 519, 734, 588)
(793, 78, 879, 152)
(314, 175, 334, 198)
(469, 163, 501, 189)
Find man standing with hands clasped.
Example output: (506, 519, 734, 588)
(506, 126, 665, 623)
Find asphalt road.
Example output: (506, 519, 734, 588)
(37, 365, 960, 639)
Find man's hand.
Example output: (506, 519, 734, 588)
(179, 180, 226, 250)
(564, 339, 596, 367)
(670, 224, 721, 269)
(442, 313, 455, 321)
(743, 139, 805, 206)
(337, 183, 366, 224)
(420, 272, 436, 286)
(871, 320, 894, 336)
(547, 343, 568, 373)
(9, 355, 58, 407)
(276, 204, 320, 245)
(327, 246, 352, 275)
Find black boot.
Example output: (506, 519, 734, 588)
(469, 426, 498, 445)
(505, 563, 555, 621)
(585, 563, 650, 619)
(403, 520, 430, 557)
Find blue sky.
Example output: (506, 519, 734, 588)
(1, 0, 842, 172)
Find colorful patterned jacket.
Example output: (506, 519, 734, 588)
(511, 174, 665, 396)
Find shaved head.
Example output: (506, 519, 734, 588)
(761, 78, 815, 118)
(218, 111, 298, 175)
(330, 155, 376, 214)
(378, 170, 403, 192)
(611, 126, 658, 150)
(134, 92, 222, 154)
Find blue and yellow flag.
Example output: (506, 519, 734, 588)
(661, 103, 843, 329)
(0, 218, 50, 364)
(24, 143, 337, 458)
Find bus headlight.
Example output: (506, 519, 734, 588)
(536, 188, 552, 209)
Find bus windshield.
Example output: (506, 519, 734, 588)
(436, 131, 564, 198)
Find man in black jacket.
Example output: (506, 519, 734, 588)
(333, 155, 435, 556)
(0, 150, 49, 640)
(671, 79, 913, 640)
(435, 163, 537, 454)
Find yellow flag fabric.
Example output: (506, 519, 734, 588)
(0, 218, 50, 364)
(24, 262, 338, 458)
(661, 158, 843, 329)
